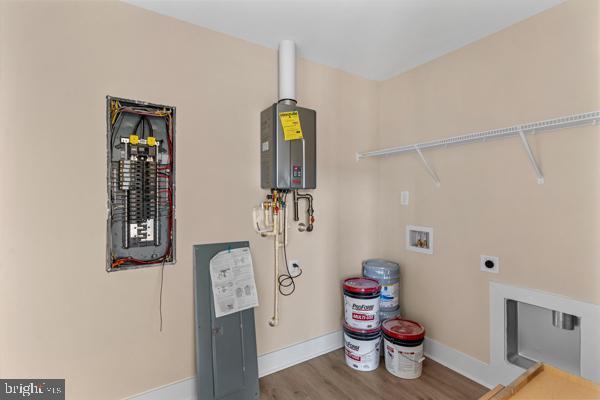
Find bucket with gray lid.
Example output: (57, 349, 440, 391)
(362, 259, 400, 311)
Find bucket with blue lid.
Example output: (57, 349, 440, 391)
(362, 259, 400, 312)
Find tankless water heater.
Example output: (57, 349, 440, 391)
(260, 102, 316, 189)
(256, 40, 316, 328)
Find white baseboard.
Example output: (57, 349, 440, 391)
(128, 330, 502, 399)
(424, 337, 496, 389)
(126, 376, 196, 400)
(257, 329, 343, 377)
(127, 330, 343, 400)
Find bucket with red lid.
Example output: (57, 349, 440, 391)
(343, 277, 381, 330)
(343, 323, 381, 371)
(382, 318, 426, 379)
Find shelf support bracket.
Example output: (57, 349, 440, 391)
(518, 126, 544, 184)
(414, 146, 441, 187)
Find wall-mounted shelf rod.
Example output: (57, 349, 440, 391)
(357, 111, 599, 160)
(356, 111, 599, 185)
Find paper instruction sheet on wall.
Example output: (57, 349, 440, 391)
(210, 247, 259, 318)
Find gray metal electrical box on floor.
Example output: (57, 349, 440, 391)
(260, 102, 316, 190)
(193, 242, 259, 400)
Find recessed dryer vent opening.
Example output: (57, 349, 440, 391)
(106, 96, 176, 272)
(506, 299, 581, 375)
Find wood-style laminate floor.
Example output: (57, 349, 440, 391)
(260, 349, 488, 400)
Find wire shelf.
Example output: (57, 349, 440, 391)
(356, 110, 600, 185)
(357, 111, 600, 160)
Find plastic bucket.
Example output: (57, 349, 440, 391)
(362, 259, 400, 311)
(343, 277, 381, 330)
(382, 318, 425, 379)
(343, 323, 381, 371)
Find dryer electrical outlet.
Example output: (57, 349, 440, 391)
(106, 96, 176, 271)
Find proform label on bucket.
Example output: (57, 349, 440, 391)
(344, 324, 381, 372)
(347, 298, 378, 326)
(343, 277, 381, 330)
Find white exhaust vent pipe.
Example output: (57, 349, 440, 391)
(278, 40, 296, 103)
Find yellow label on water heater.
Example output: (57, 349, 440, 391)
(279, 111, 303, 141)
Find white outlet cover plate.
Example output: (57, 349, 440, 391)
(289, 260, 301, 277)
(401, 191, 409, 206)
(481, 255, 500, 273)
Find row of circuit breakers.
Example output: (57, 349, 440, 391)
(106, 96, 176, 271)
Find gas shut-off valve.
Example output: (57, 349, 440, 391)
(253, 40, 317, 327)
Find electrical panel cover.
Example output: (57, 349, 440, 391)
(106, 97, 176, 271)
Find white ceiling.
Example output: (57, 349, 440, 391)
(126, 0, 563, 81)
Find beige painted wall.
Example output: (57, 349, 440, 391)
(0, 2, 379, 399)
(1, 0, 598, 398)
(376, 0, 600, 363)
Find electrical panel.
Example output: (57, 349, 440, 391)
(260, 102, 316, 190)
(106, 96, 176, 271)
